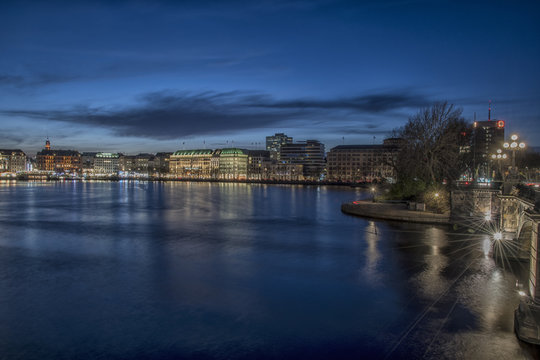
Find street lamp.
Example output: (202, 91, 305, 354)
(489, 148, 508, 180)
(503, 134, 526, 171)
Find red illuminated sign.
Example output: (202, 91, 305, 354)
(497, 120, 505, 128)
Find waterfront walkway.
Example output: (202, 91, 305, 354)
(341, 200, 451, 224)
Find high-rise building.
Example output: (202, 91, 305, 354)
(280, 140, 325, 180)
(472, 119, 505, 179)
(266, 133, 293, 160)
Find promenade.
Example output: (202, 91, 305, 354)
(341, 200, 451, 224)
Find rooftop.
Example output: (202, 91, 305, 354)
(173, 149, 214, 156)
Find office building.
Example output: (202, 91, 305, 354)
(472, 119, 505, 179)
(266, 133, 293, 160)
(280, 140, 325, 180)
(326, 139, 400, 183)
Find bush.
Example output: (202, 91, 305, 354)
(386, 179, 427, 201)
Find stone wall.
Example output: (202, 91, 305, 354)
(451, 189, 501, 219)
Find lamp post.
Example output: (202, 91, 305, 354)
(503, 134, 526, 174)
(490, 149, 508, 181)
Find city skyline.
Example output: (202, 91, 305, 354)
(1, 0, 539, 155)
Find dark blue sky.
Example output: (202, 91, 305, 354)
(1, 0, 539, 155)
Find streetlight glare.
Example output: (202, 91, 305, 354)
(511, 134, 518, 141)
(519, 142, 526, 148)
(511, 142, 518, 149)
(503, 143, 509, 148)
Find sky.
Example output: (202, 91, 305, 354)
(1, 0, 539, 156)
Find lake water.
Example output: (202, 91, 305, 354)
(0, 181, 537, 359)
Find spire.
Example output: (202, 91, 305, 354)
(45, 137, 50, 150)
(488, 100, 491, 121)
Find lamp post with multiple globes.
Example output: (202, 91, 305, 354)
(490, 148, 508, 180)
(503, 134, 526, 174)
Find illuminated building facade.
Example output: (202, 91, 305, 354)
(327, 139, 400, 183)
(0, 149, 27, 172)
(36, 140, 81, 174)
(169, 149, 214, 178)
(217, 148, 248, 180)
(280, 140, 325, 180)
(94, 153, 120, 174)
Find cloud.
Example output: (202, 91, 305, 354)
(253, 92, 428, 112)
(1, 89, 429, 140)
(0, 134, 25, 145)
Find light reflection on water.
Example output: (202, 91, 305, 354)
(0, 181, 537, 359)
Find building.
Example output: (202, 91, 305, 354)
(0, 149, 27, 172)
(81, 152, 98, 174)
(93, 153, 120, 174)
(217, 148, 248, 180)
(134, 153, 154, 174)
(169, 149, 214, 178)
(266, 133, 293, 160)
(326, 139, 400, 183)
(280, 140, 325, 180)
(119, 155, 136, 172)
(36, 139, 81, 174)
(154, 152, 173, 174)
(262, 162, 304, 181)
(247, 150, 271, 180)
(472, 119, 505, 179)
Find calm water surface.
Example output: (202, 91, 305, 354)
(0, 181, 537, 359)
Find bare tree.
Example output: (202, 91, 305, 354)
(395, 102, 470, 185)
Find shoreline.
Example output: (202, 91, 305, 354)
(341, 200, 451, 224)
(1, 176, 383, 188)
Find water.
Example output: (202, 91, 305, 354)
(0, 181, 537, 359)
